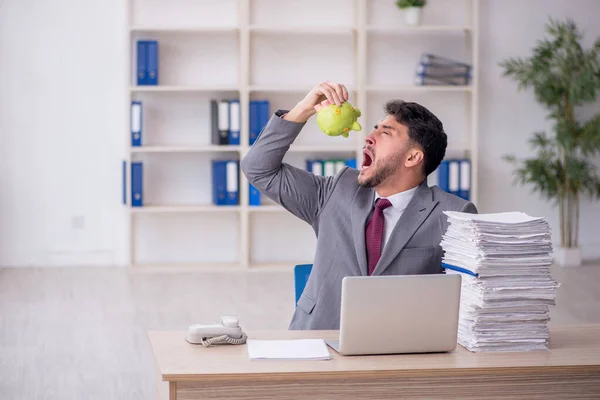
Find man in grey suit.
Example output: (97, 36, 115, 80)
(241, 82, 477, 330)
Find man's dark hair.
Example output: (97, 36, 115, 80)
(384, 100, 447, 176)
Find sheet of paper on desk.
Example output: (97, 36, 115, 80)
(246, 339, 331, 360)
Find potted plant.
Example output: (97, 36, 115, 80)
(395, 0, 427, 26)
(499, 18, 600, 267)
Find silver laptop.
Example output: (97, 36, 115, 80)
(325, 274, 462, 356)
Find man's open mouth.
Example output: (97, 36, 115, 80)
(362, 149, 373, 170)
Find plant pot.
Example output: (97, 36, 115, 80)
(554, 246, 582, 267)
(403, 7, 423, 26)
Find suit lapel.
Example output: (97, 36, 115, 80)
(350, 186, 375, 276)
(372, 181, 438, 276)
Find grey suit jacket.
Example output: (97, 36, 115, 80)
(240, 109, 478, 330)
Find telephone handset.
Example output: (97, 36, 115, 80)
(185, 316, 247, 347)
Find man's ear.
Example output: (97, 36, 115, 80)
(405, 147, 424, 169)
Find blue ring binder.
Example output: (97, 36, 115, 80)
(442, 262, 478, 277)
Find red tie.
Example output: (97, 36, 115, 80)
(365, 198, 392, 276)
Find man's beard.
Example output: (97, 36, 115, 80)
(358, 152, 404, 188)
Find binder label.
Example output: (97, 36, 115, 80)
(449, 161, 459, 192)
(131, 104, 141, 131)
(226, 161, 238, 192)
(460, 161, 471, 190)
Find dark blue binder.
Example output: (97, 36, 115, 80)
(249, 100, 259, 145)
(437, 159, 450, 192)
(131, 101, 142, 146)
(258, 100, 270, 136)
(212, 160, 227, 206)
(306, 159, 313, 173)
(146, 40, 158, 85)
(248, 99, 271, 145)
(249, 183, 261, 206)
(131, 161, 143, 207)
(136, 41, 147, 85)
(122, 160, 126, 205)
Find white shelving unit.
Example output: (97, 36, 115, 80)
(124, 0, 479, 269)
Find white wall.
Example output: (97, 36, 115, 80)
(1, 0, 599, 267)
(0, 0, 128, 266)
(479, 0, 600, 261)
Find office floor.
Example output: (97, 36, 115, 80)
(0, 263, 599, 400)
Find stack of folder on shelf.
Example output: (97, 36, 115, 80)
(210, 99, 270, 146)
(212, 160, 239, 206)
(136, 40, 159, 86)
(211, 99, 240, 145)
(440, 211, 559, 352)
(306, 158, 357, 176)
(415, 53, 472, 86)
(430, 158, 471, 201)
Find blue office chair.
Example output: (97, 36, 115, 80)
(294, 264, 313, 305)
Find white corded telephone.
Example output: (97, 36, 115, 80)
(185, 316, 248, 347)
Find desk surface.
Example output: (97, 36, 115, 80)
(148, 324, 600, 382)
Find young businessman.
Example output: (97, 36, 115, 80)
(240, 82, 477, 330)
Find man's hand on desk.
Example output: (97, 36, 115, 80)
(284, 82, 349, 123)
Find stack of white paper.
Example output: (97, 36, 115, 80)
(440, 211, 560, 352)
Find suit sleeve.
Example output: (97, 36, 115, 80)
(240, 109, 338, 226)
(460, 201, 478, 214)
(440, 200, 478, 236)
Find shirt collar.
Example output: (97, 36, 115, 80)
(374, 186, 418, 210)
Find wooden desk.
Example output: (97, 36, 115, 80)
(149, 324, 600, 400)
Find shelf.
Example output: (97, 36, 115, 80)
(130, 145, 241, 153)
(249, 205, 285, 213)
(288, 145, 357, 153)
(249, 84, 357, 94)
(366, 25, 471, 34)
(130, 85, 239, 93)
(130, 205, 241, 213)
(126, 0, 479, 268)
(249, 84, 314, 93)
(367, 85, 472, 93)
(130, 26, 238, 34)
(249, 25, 355, 35)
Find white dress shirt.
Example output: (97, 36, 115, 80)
(374, 186, 418, 250)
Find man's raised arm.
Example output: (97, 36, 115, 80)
(240, 82, 349, 226)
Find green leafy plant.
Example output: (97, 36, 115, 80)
(499, 18, 600, 249)
(396, 0, 426, 9)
